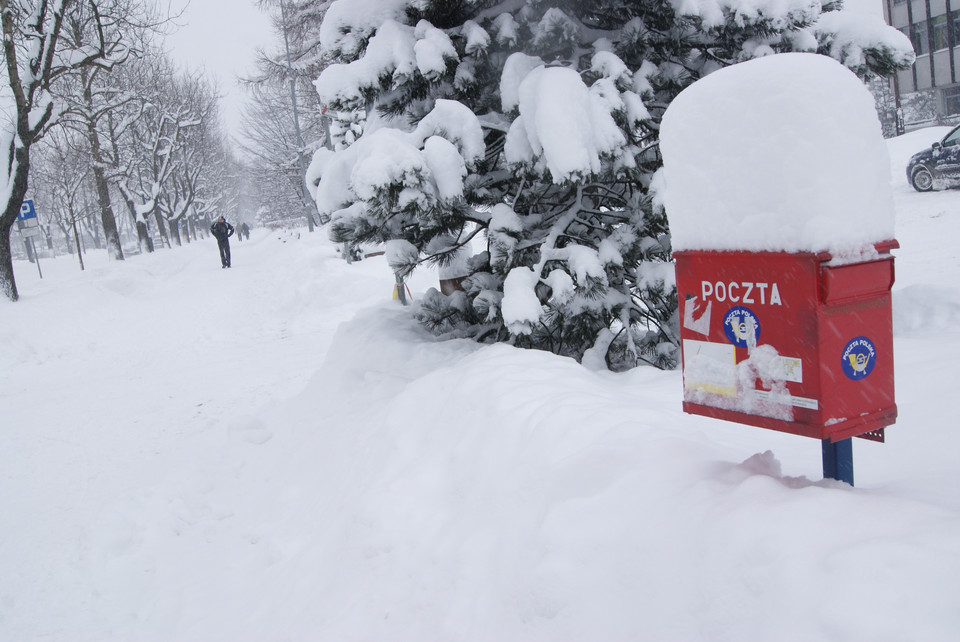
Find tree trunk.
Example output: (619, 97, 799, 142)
(90, 163, 124, 260)
(82, 70, 123, 262)
(0, 145, 31, 301)
(154, 211, 169, 248)
(56, 221, 72, 252)
(71, 213, 84, 271)
(120, 191, 152, 253)
(0, 226, 16, 301)
(137, 221, 153, 254)
(136, 219, 151, 252)
(86, 218, 102, 249)
(169, 219, 182, 246)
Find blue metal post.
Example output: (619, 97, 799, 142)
(822, 438, 854, 486)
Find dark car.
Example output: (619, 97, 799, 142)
(907, 124, 960, 191)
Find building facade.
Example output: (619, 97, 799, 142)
(886, 0, 960, 128)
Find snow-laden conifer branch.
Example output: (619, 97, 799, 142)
(303, 0, 914, 369)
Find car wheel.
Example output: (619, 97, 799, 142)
(911, 166, 934, 192)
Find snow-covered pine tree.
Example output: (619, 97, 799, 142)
(308, 0, 914, 370)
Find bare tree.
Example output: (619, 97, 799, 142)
(114, 57, 206, 252)
(44, 46, 234, 255)
(240, 0, 334, 230)
(32, 126, 92, 269)
(57, 2, 175, 259)
(0, 0, 162, 301)
(238, 82, 316, 228)
(153, 73, 224, 245)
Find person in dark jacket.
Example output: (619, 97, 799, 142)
(210, 216, 235, 268)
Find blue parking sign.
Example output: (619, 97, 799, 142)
(18, 199, 36, 221)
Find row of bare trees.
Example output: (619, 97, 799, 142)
(0, 0, 251, 301)
(0, 0, 146, 300)
(31, 50, 242, 261)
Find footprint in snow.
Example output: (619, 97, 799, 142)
(227, 416, 273, 444)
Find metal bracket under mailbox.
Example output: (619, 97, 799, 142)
(856, 428, 885, 443)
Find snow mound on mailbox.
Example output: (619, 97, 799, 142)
(658, 53, 895, 255)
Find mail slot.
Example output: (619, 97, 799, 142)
(675, 242, 898, 443)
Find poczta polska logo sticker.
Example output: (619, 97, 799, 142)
(723, 306, 761, 348)
(841, 336, 876, 380)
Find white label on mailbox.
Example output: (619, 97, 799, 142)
(683, 296, 712, 336)
(753, 389, 818, 410)
(775, 356, 803, 383)
(683, 339, 737, 397)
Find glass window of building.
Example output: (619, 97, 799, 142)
(951, 10, 960, 44)
(913, 21, 929, 56)
(933, 16, 950, 51)
(944, 86, 960, 115)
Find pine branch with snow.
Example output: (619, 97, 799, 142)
(305, 0, 914, 371)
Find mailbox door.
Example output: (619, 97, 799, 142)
(818, 257, 897, 441)
(677, 249, 897, 442)
(676, 251, 825, 438)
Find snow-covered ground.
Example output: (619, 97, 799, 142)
(2, 130, 960, 640)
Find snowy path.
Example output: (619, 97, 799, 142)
(0, 232, 399, 639)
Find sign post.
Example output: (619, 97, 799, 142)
(822, 439, 854, 486)
(17, 199, 43, 278)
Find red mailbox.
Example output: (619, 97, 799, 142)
(675, 241, 897, 443)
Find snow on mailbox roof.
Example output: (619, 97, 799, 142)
(657, 53, 895, 255)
